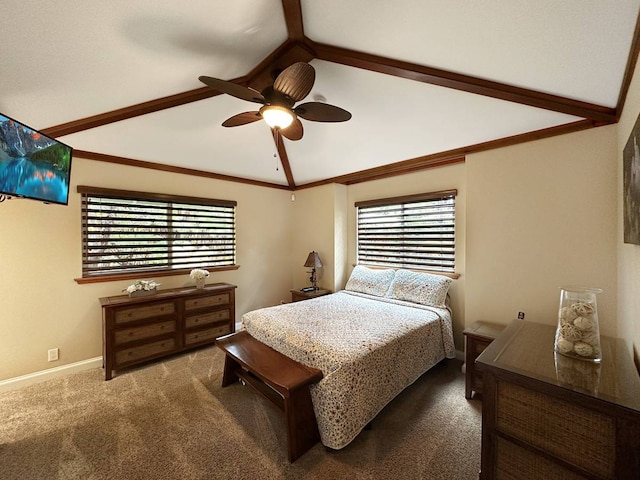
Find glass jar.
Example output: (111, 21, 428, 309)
(554, 286, 602, 362)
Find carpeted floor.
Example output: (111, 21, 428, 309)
(0, 347, 481, 480)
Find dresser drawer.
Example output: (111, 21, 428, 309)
(115, 338, 177, 366)
(495, 436, 589, 480)
(184, 325, 230, 345)
(497, 381, 615, 479)
(114, 320, 176, 345)
(184, 293, 230, 311)
(185, 309, 230, 329)
(114, 302, 175, 324)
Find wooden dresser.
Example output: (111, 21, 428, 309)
(476, 320, 640, 480)
(100, 283, 236, 380)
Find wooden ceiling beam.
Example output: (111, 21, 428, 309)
(272, 130, 296, 189)
(282, 0, 305, 42)
(39, 83, 243, 138)
(616, 10, 640, 120)
(296, 119, 601, 189)
(73, 150, 291, 190)
(308, 41, 617, 124)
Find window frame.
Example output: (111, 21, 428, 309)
(75, 186, 238, 284)
(355, 189, 458, 277)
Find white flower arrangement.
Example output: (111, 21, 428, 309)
(123, 279, 160, 294)
(190, 269, 210, 281)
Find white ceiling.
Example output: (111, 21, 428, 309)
(2, 0, 639, 187)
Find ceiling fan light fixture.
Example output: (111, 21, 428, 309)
(260, 105, 294, 129)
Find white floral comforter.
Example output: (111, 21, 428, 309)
(241, 290, 455, 450)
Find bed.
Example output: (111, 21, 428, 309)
(240, 266, 455, 450)
(242, 266, 455, 449)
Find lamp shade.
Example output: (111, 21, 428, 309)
(304, 251, 323, 268)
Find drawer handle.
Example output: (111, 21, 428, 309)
(160, 325, 165, 330)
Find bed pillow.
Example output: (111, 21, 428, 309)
(344, 265, 396, 297)
(387, 269, 452, 308)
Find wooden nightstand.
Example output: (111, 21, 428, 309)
(290, 288, 331, 302)
(463, 321, 505, 399)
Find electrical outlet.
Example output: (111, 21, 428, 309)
(47, 348, 59, 362)
(517, 312, 525, 320)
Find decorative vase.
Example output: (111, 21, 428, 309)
(195, 278, 206, 289)
(554, 286, 602, 362)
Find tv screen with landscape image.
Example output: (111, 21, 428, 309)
(0, 112, 72, 205)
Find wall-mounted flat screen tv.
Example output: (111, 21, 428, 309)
(0, 112, 73, 205)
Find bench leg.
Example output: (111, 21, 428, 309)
(284, 387, 321, 462)
(221, 355, 240, 387)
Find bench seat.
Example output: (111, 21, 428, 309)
(216, 330, 323, 462)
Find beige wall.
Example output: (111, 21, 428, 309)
(466, 125, 619, 335)
(290, 184, 348, 294)
(617, 54, 640, 364)
(0, 158, 293, 380)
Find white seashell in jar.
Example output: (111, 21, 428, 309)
(559, 306, 578, 323)
(574, 341, 595, 357)
(581, 332, 598, 345)
(573, 316, 594, 331)
(556, 338, 574, 354)
(571, 302, 595, 317)
(560, 323, 581, 342)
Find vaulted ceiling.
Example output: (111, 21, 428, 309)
(3, 0, 640, 190)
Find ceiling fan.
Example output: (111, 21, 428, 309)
(198, 62, 351, 141)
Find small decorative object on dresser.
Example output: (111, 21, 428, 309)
(555, 286, 602, 362)
(190, 268, 209, 289)
(100, 283, 236, 380)
(463, 321, 505, 400)
(122, 279, 160, 297)
(290, 288, 331, 302)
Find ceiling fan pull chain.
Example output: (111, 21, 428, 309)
(274, 129, 279, 171)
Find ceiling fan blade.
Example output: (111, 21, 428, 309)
(279, 118, 304, 141)
(198, 76, 265, 104)
(294, 102, 352, 122)
(273, 63, 315, 102)
(222, 111, 262, 127)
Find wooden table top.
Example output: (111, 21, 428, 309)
(476, 320, 640, 413)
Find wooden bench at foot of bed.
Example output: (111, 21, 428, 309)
(216, 330, 324, 462)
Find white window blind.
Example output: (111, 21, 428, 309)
(356, 190, 456, 273)
(79, 186, 236, 278)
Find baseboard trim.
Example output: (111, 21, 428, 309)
(0, 357, 103, 393)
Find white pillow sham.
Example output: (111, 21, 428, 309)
(386, 269, 452, 308)
(344, 265, 395, 297)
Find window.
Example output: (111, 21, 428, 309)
(356, 190, 456, 273)
(79, 186, 236, 279)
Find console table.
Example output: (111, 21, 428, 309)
(476, 320, 640, 479)
(100, 283, 236, 380)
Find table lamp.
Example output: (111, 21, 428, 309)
(304, 251, 323, 290)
